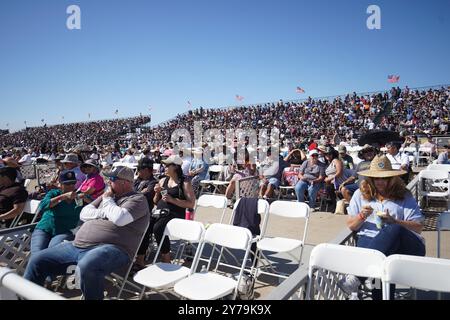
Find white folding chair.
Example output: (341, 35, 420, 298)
(418, 170, 450, 207)
(9, 199, 41, 228)
(133, 219, 205, 299)
(417, 146, 433, 166)
(437, 211, 450, 258)
(199, 165, 229, 195)
(214, 198, 269, 273)
(383, 254, 450, 300)
(174, 223, 253, 300)
(307, 243, 386, 300)
(253, 201, 310, 280)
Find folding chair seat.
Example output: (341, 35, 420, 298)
(174, 223, 253, 300)
(307, 243, 386, 300)
(133, 219, 205, 299)
(382, 254, 450, 300)
(253, 201, 310, 280)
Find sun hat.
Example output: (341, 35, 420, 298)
(60, 154, 80, 164)
(161, 155, 183, 166)
(358, 155, 406, 178)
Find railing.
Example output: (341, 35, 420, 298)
(0, 224, 36, 275)
(265, 173, 421, 300)
(0, 267, 65, 300)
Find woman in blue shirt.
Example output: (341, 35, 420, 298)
(343, 155, 425, 297)
(30, 171, 83, 255)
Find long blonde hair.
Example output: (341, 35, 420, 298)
(360, 176, 408, 201)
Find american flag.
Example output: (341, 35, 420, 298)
(387, 75, 400, 83)
(235, 94, 244, 101)
(296, 86, 305, 93)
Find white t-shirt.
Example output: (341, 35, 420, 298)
(386, 152, 409, 170)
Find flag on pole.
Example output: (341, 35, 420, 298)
(62, 116, 64, 120)
(187, 100, 192, 108)
(41, 119, 44, 123)
(296, 86, 305, 93)
(115, 109, 119, 115)
(235, 94, 244, 102)
(387, 75, 400, 83)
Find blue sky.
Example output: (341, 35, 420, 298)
(0, 0, 449, 132)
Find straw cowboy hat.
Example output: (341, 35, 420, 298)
(358, 155, 406, 178)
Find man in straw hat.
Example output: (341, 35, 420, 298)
(339, 155, 425, 299)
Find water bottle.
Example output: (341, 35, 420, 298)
(185, 208, 195, 220)
(349, 292, 359, 300)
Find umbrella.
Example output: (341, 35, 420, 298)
(357, 130, 404, 147)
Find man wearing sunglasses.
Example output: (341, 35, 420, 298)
(24, 166, 150, 300)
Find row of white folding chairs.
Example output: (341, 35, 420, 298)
(308, 243, 450, 300)
(133, 219, 253, 300)
(192, 194, 310, 281)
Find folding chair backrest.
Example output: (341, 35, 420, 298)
(383, 254, 450, 294)
(163, 218, 205, 243)
(309, 243, 386, 278)
(204, 223, 252, 250)
(196, 194, 227, 209)
(427, 164, 450, 172)
(269, 200, 310, 219)
(208, 165, 223, 174)
(419, 170, 449, 181)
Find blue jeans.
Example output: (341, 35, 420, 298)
(357, 223, 426, 257)
(30, 229, 74, 255)
(295, 180, 321, 208)
(24, 242, 130, 300)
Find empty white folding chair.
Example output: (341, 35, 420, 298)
(174, 223, 253, 300)
(253, 201, 310, 280)
(307, 243, 386, 300)
(418, 170, 449, 207)
(437, 211, 450, 258)
(133, 219, 205, 299)
(417, 146, 433, 166)
(382, 254, 450, 300)
(199, 165, 229, 195)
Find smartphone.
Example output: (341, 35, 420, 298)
(161, 190, 168, 196)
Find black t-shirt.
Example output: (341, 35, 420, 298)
(133, 176, 158, 211)
(0, 183, 28, 216)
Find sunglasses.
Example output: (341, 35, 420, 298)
(108, 176, 121, 182)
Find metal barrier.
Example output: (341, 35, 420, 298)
(265, 173, 420, 300)
(0, 224, 36, 275)
(0, 267, 65, 300)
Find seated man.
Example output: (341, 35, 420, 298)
(0, 167, 28, 227)
(24, 166, 150, 300)
(437, 145, 450, 164)
(259, 153, 288, 199)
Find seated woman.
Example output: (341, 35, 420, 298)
(225, 151, 257, 199)
(153, 155, 196, 263)
(344, 155, 425, 297)
(30, 171, 83, 255)
(339, 144, 376, 203)
(78, 159, 105, 204)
